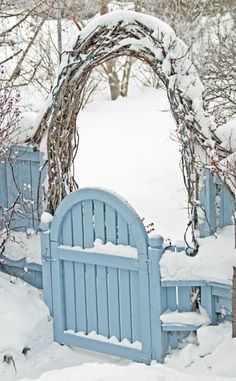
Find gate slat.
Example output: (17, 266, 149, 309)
(167, 287, 177, 311)
(72, 202, 84, 247)
(107, 267, 120, 340)
(130, 270, 140, 342)
(74, 262, 87, 333)
(105, 204, 117, 244)
(94, 200, 105, 242)
(63, 260, 76, 331)
(86, 264, 98, 332)
(128, 227, 136, 247)
(96, 265, 109, 337)
(178, 287, 192, 312)
(82, 200, 94, 248)
(62, 211, 76, 331)
(119, 269, 132, 341)
(117, 214, 129, 245)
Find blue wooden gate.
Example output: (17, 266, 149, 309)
(42, 188, 153, 363)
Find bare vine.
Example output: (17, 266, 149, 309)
(26, 11, 232, 252)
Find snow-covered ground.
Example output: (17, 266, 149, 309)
(1, 270, 236, 381)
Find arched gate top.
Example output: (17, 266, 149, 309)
(50, 187, 148, 255)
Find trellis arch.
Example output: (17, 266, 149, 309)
(29, 10, 228, 227)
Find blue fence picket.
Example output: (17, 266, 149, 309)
(86, 263, 98, 332)
(167, 287, 177, 311)
(72, 202, 84, 247)
(96, 265, 109, 337)
(130, 270, 140, 342)
(107, 267, 121, 340)
(62, 211, 76, 331)
(74, 262, 87, 332)
(178, 286, 192, 312)
(117, 213, 129, 245)
(119, 269, 132, 341)
(105, 204, 117, 244)
(94, 200, 105, 242)
(41, 223, 53, 314)
(82, 200, 94, 247)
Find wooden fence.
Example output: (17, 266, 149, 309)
(0, 146, 46, 231)
(39, 187, 232, 363)
(199, 169, 235, 237)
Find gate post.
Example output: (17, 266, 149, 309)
(40, 221, 53, 315)
(233, 267, 236, 338)
(148, 233, 165, 362)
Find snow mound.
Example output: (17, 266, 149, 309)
(160, 225, 236, 284)
(165, 322, 236, 378)
(2, 230, 41, 264)
(0, 272, 52, 380)
(18, 360, 236, 381)
(161, 307, 210, 327)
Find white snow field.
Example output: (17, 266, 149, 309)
(1, 87, 236, 381)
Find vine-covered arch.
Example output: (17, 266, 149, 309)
(29, 11, 227, 225)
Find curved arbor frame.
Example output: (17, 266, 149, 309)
(29, 11, 230, 243)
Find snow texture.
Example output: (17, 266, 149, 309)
(0, 272, 52, 380)
(161, 307, 210, 327)
(2, 230, 41, 264)
(160, 225, 236, 284)
(61, 239, 138, 258)
(66, 330, 141, 350)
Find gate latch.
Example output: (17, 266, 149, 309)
(42, 253, 56, 262)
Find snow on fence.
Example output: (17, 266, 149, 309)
(0, 145, 46, 231)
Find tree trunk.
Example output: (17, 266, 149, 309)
(120, 0, 142, 97)
(134, 0, 142, 12)
(100, 0, 108, 15)
(120, 57, 133, 97)
(100, 0, 120, 100)
(105, 59, 120, 100)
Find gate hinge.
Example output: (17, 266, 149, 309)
(42, 254, 56, 262)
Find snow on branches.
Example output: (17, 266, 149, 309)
(27, 10, 232, 239)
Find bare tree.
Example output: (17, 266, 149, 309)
(197, 15, 236, 125)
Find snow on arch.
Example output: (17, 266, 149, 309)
(29, 10, 220, 214)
